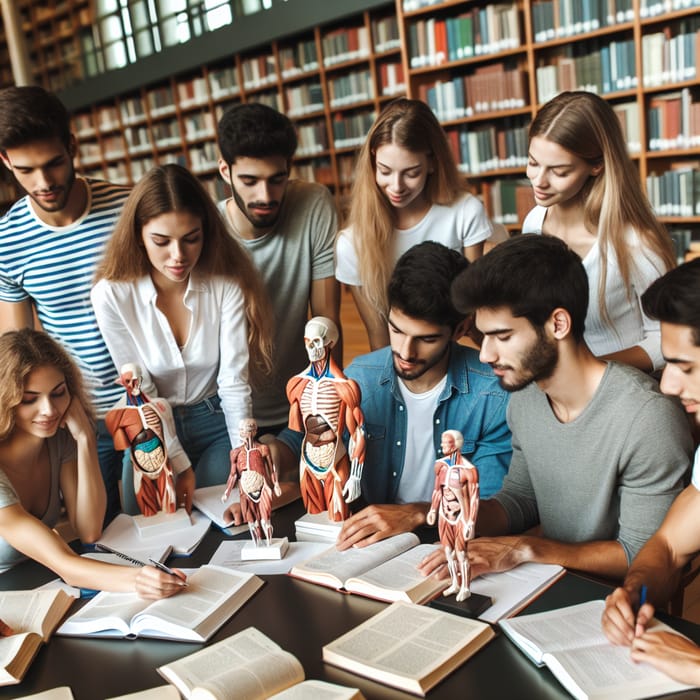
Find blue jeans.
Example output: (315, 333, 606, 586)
(96, 419, 124, 526)
(121, 396, 232, 515)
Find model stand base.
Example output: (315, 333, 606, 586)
(429, 592, 492, 619)
(241, 536, 289, 560)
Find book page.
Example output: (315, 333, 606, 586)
(269, 680, 363, 699)
(106, 686, 180, 699)
(470, 562, 565, 623)
(0, 633, 33, 683)
(192, 485, 246, 532)
(323, 601, 492, 689)
(545, 641, 693, 700)
(344, 543, 445, 602)
(13, 688, 75, 699)
(159, 627, 303, 700)
(56, 593, 147, 637)
(499, 599, 609, 661)
(131, 566, 259, 637)
(292, 533, 420, 586)
(0, 591, 72, 638)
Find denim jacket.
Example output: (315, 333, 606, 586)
(278, 343, 511, 503)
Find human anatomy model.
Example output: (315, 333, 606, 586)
(427, 430, 480, 602)
(286, 317, 366, 522)
(105, 363, 177, 516)
(222, 418, 282, 546)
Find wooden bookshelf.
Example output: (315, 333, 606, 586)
(69, 4, 403, 211)
(396, 0, 700, 251)
(0, 0, 697, 256)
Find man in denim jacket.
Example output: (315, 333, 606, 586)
(276, 242, 511, 549)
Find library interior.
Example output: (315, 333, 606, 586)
(1, 0, 700, 699)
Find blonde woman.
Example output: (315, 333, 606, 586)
(523, 90, 675, 371)
(0, 328, 185, 596)
(92, 164, 272, 512)
(336, 98, 493, 350)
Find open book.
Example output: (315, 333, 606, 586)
(322, 600, 494, 696)
(56, 565, 262, 642)
(0, 589, 75, 686)
(289, 532, 446, 604)
(499, 599, 694, 700)
(158, 626, 364, 699)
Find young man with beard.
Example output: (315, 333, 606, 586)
(217, 103, 340, 436)
(0, 86, 130, 522)
(602, 259, 700, 684)
(276, 242, 512, 549)
(425, 234, 693, 582)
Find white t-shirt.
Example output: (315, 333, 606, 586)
(394, 375, 447, 504)
(522, 205, 665, 370)
(336, 192, 492, 286)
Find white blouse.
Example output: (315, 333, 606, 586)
(522, 205, 666, 370)
(91, 272, 251, 447)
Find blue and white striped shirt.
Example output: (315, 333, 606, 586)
(0, 178, 130, 417)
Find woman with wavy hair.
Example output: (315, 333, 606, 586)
(523, 90, 675, 371)
(336, 98, 493, 349)
(92, 164, 273, 512)
(0, 328, 185, 595)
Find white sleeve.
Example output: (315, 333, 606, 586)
(90, 280, 159, 398)
(216, 281, 252, 448)
(629, 240, 667, 371)
(692, 448, 700, 493)
(521, 205, 545, 234)
(458, 193, 493, 247)
(335, 228, 362, 286)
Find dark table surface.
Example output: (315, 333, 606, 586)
(2, 500, 700, 700)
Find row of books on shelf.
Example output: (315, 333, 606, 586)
(241, 54, 277, 90)
(328, 71, 374, 108)
(417, 64, 527, 121)
(642, 22, 700, 88)
(449, 123, 529, 175)
(332, 111, 376, 150)
(372, 15, 401, 53)
(647, 166, 700, 218)
(536, 38, 637, 104)
(297, 121, 328, 156)
(321, 26, 371, 67)
(483, 178, 535, 226)
(641, 0, 700, 17)
(279, 39, 319, 79)
(648, 88, 700, 151)
(380, 62, 406, 97)
(531, 0, 634, 43)
(408, 3, 520, 68)
(285, 83, 324, 118)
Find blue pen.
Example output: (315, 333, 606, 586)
(635, 584, 648, 634)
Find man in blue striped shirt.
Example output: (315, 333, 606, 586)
(0, 86, 129, 523)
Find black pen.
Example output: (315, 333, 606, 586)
(148, 557, 189, 586)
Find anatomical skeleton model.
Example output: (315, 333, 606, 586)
(427, 430, 480, 602)
(286, 317, 366, 522)
(105, 363, 177, 516)
(223, 418, 282, 546)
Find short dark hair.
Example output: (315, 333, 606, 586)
(217, 102, 297, 165)
(451, 234, 589, 341)
(642, 258, 700, 346)
(388, 241, 469, 330)
(0, 86, 71, 152)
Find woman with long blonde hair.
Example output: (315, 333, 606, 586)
(523, 90, 675, 371)
(92, 164, 273, 512)
(336, 98, 493, 349)
(0, 328, 185, 595)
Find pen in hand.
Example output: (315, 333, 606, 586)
(148, 557, 188, 586)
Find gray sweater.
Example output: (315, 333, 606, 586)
(493, 362, 692, 563)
